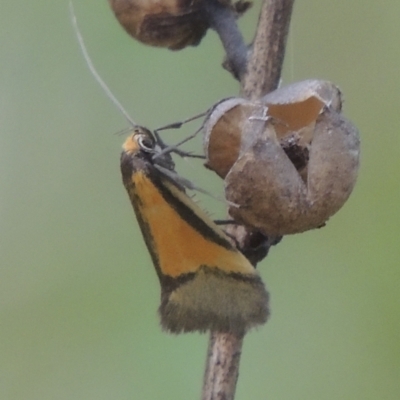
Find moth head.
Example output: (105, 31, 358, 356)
(123, 126, 156, 156)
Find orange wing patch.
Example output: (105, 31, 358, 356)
(131, 171, 255, 278)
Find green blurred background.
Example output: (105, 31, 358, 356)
(1, 1, 399, 399)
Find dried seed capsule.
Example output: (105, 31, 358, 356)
(109, 0, 251, 51)
(108, 0, 208, 49)
(225, 109, 360, 235)
(203, 97, 260, 178)
(203, 80, 361, 235)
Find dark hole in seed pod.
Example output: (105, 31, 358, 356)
(280, 134, 310, 173)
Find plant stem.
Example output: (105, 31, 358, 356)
(205, 0, 248, 80)
(202, 1, 295, 399)
(241, 0, 295, 99)
(202, 331, 244, 400)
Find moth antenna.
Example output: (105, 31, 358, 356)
(69, 2, 137, 128)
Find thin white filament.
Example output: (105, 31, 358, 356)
(69, 2, 137, 127)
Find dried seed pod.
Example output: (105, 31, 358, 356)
(203, 97, 263, 178)
(203, 80, 343, 177)
(108, 0, 251, 51)
(204, 97, 278, 178)
(109, 0, 208, 49)
(226, 109, 360, 235)
(203, 80, 361, 235)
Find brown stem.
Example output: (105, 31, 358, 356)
(241, 0, 295, 99)
(202, 1, 295, 399)
(202, 331, 244, 400)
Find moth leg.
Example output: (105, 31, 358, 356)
(153, 112, 207, 150)
(153, 125, 205, 160)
